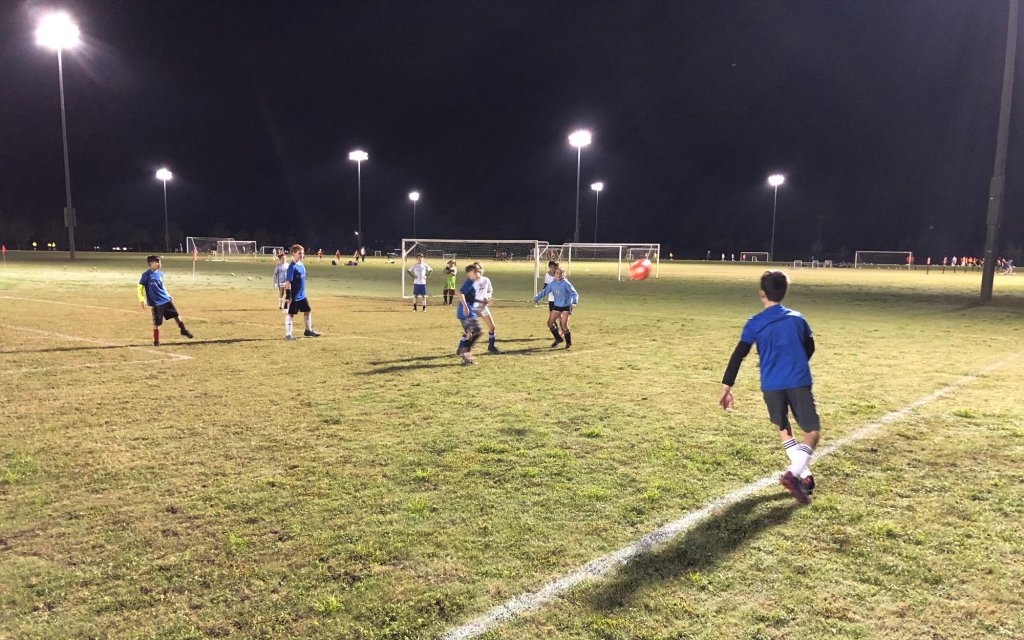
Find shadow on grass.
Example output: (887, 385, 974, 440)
(0, 337, 271, 355)
(369, 345, 549, 366)
(587, 493, 797, 611)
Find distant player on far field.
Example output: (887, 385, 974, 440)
(284, 244, 320, 340)
(138, 255, 193, 347)
(719, 270, 819, 505)
(272, 251, 288, 310)
(532, 267, 578, 349)
(408, 253, 433, 312)
(442, 260, 458, 305)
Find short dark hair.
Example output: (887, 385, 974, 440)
(416, 253, 424, 258)
(760, 270, 789, 302)
(465, 264, 479, 273)
(147, 255, 161, 264)
(548, 260, 559, 268)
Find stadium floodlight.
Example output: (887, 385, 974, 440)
(767, 174, 785, 261)
(37, 12, 81, 260)
(409, 191, 421, 239)
(568, 129, 592, 243)
(590, 182, 604, 243)
(348, 150, 368, 257)
(156, 168, 173, 252)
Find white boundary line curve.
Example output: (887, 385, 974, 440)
(441, 353, 1019, 640)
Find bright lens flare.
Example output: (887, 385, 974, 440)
(348, 150, 368, 162)
(408, 191, 420, 202)
(156, 168, 173, 181)
(590, 182, 604, 192)
(768, 174, 785, 187)
(36, 12, 80, 50)
(568, 129, 592, 148)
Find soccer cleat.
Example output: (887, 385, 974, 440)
(303, 329, 321, 337)
(802, 475, 815, 495)
(488, 345, 500, 354)
(780, 471, 810, 505)
(180, 328, 193, 339)
(564, 343, 572, 350)
(284, 335, 295, 341)
(153, 341, 160, 347)
(460, 357, 476, 366)
(550, 338, 564, 348)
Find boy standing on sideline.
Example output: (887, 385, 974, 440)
(442, 260, 458, 305)
(532, 267, 579, 349)
(138, 255, 193, 347)
(472, 262, 500, 353)
(272, 251, 288, 310)
(455, 264, 483, 365)
(719, 270, 820, 505)
(284, 244, 320, 340)
(408, 253, 433, 311)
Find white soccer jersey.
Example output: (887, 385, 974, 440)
(409, 263, 432, 285)
(473, 276, 493, 308)
(544, 271, 556, 301)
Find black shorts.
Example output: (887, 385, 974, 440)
(151, 302, 179, 327)
(763, 386, 821, 432)
(288, 298, 312, 315)
(548, 301, 555, 311)
(552, 304, 571, 313)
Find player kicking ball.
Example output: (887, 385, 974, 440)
(532, 267, 579, 349)
(719, 270, 820, 505)
(138, 255, 193, 346)
(283, 244, 320, 340)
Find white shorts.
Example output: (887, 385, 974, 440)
(474, 305, 493, 318)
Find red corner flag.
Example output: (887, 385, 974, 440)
(628, 258, 652, 280)
(192, 248, 198, 262)
(1, 244, 6, 254)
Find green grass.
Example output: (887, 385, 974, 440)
(0, 251, 1022, 639)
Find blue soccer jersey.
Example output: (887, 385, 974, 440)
(139, 269, 172, 306)
(740, 304, 813, 391)
(456, 278, 477, 319)
(287, 262, 307, 301)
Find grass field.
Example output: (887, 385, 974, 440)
(1, 251, 1022, 640)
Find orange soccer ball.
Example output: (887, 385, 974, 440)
(629, 259, 651, 280)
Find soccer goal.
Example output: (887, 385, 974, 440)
(740, 251, 770, 262)
(544, 242, 660, 280)
(259, 245, 284, 255)
(186, 236, 234, 256)
(216, 240, 258, 258)
(853, 250, 913, 269)
(400, 239, 543, 299)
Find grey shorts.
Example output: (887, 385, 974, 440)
(459, 317, 480, 335)
(763, 386, 820, 432)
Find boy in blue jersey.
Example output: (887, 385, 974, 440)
(138, 255, 193, 347)
(532, 268, 579, 349)
(719, 270, 820, 505)
(284, 244, 320, 340)
(455, 264, 482, 365)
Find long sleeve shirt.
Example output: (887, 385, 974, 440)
(533, 279, 579, 307)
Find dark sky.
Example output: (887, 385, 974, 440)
(2, 0, 1023, 258)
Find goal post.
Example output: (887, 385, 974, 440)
(400, 239, 542, 300)
(854, 250, 914, 269)
(217, 240, 258, 258)
(544, 242, 660, 280)
(186, 236, 233, 255)
(259, 245, 285, 255)
(740, 251, 770, 262)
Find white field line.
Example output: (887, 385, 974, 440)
(0, 358, 182, 376)
(441, 352, 1019, 640)
(0, 325, 191, 375)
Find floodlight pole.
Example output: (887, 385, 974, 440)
(574, 146, 583, 243)
(593, 188, 600, 243)
(770, 184, 779, 262)
(57, 49, 76, 259)
(981, 0, 1019, 302)
(162, 178, 169, 252)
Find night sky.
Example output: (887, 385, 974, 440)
(2, 0, 1023, 259)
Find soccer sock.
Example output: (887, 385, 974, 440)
(153, 328, 159, 343)
(564, 331, 572, 347)
(304, 313, 313, 332)
(488, 332, 495, 348)
(467, 331, 481, 349)
(285, 314, 293, 336)
(788, 443, 814, 477)
(549, 324, 562, 340)
(457, 337, 466, 352)
(782, 437, 811, 476)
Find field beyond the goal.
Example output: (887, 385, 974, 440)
(1, 252, 1022, 640)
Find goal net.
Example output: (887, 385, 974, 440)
(854, 250, 913, 269)
(216, 240, 257, 257)
(740, 251, 770, 262)
(260, 245, 285, 255)
(186, 236, 233, 255)
(401, 239, 542, 299)
(543, 242, 660, 280)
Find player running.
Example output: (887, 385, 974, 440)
(456, 264, 483, 365)
(718, 270, 820, 505)
(138, 255, 193, 347)
(532, 267, 579, 349)
(284, 244, 320, 340)
(472, 262, 499, 353)
(407, 253, 433, 312)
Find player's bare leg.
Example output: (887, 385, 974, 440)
(547, 309, 563, 347)
(559, 312, 571, 349)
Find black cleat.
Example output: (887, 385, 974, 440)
(153, 341, 160, 347)
(180, 328, 193, 339)
(303, 329, 321, 337)
(488, 345, 500, 354)
(550, 338, 564, 348)
(802, 474, 815, 495)
(780, 471, 810, 505)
